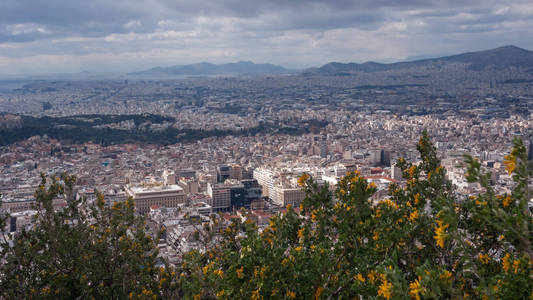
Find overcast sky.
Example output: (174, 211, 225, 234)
(1, 0, 533, 74)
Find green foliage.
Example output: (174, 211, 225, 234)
(0, 174, 168, 299)
(0, 115, 328, 146)
(1, 133, 532, 299)
(170, 132, 532, 299)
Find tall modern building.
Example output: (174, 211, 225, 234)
(207, 183, 231, 212)
(241, 179, 262, 203)
(369, 149, 391, 167)
(207, 180, 250, 211)
(216, 165, 231, 183)
(320, 139, 328, 158)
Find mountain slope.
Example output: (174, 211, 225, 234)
(305, 45, 533, 75)
(129, 61, 288, 76)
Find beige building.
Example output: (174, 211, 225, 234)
(125, 184, 186, 214)
(0, 198, 66, 213)
(272, 186, 305, 207)
(178, 178, 200, 194)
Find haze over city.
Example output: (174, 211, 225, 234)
(2, 0, 533, 74)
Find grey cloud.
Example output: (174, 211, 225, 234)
(1, 0, 529, 42)
(1, 0, 533, 74)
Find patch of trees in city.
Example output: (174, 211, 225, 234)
(0, 114, 329, 146)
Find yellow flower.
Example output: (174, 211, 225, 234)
(339, 189, 346, 196)
(286, 204, 292, 210)
(368, 272, 376, 283)
(193, 294, 201, 300)
(287, 291, 296, 299)
(502, 253, 511, 272)
(368, 182, 377, 190)
(408, 210, 419, 222)
(298, 228, 304, 239)
(439, 270, 452, 281)
(434, 220, 449, 248)
(216, 290, 225, 297)
(502, 196, 512, 207)
(408, 165, 417, 178)
(111, 202, 121, 211)
(355, 273, 365, 282)
(478, 253, 491, 264)
(294, 246, 302, 253)
(409, 276, 423, 300)
(236, 266, 243, 278)
(281, 258, 289, 266)
(298, 173, 310, 186)
(373, 231, 379, 241)
(414, 193, 420, 205)
(475, 199, 487, 206)
(269, 219, 276, 227)
(380, 199, 399, 209)
(378, 279, 393, 300)
(213, 269, 224, 278)
(503, 154, 516, 175)
(141, 288, 153, 295)
(159, 277, 167, 288)
(512, 259, 520, 273)
(311, 211, 317, 221)
(315, 287, 324, 300)
(251, 289, 261, 300)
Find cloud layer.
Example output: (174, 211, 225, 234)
(1, 0, 533, 74)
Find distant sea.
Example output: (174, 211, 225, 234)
(0, 80, 31, 93)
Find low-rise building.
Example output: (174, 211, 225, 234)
(125, 184, 186, 214)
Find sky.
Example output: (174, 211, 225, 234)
(1, 0, 533, 74)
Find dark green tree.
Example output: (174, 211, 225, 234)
(0, 174, 173, 299)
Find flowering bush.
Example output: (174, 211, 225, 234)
(1, 132, 531, 299)
(174, 132, 532, 299)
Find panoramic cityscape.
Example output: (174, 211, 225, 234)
(1, 0, 533, 299)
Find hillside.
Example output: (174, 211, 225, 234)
(129, 61, 288, 76)
(304, 45, 533, 75)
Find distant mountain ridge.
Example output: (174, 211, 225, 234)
(304, 45, 533, 75)
(129, 61, 288, 76)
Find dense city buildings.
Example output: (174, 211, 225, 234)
(1, 62, 533, 263)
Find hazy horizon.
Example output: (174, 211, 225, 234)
(2, 0, 533, 75)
